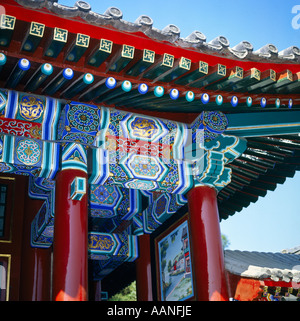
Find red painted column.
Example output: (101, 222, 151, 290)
(31, 248, 51, 300)
(52, 169, 88, 301)
(20, 247, 51, 301)
(187, 185, 229, 301)
(136, 234, 153, 301)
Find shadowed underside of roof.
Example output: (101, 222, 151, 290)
(218, 134, 300, 220)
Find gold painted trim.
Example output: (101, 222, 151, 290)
(53, 27, 68, 43)
(99, 39, 113, 53)
(0, 254, 11, 301)
(121, 44, 135, 59)
(0, 177, 15, 181)
(0, 240, 12, 244)
(76, 33, 90, 48)
(199, 61, 208, 74)
(143, 49, 155, 63)
(29, 21, 45, 38)
(0, 15, 16, 30)
(179, 57, 191, 70)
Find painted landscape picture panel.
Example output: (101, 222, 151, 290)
(157, 219, 194, 301)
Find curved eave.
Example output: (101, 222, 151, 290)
(218, 134, 300, 221)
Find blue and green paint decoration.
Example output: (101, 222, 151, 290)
(0, 84, 292, 278)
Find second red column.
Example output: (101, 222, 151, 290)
(187, 185, 229, 301)
(52, 169, 88, 301)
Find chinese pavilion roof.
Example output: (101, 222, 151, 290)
(1, 0, 300, 221)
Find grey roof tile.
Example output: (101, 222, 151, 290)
(15, 0, 300, 64)
(225, 249, 300, 282)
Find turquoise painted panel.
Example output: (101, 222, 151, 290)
(70, 176, 86, 201)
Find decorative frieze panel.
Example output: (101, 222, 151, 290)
(133, 191, 188, 235)
(193, 134, 247, 191)
(88, 230, 138, 280)
(0, 89, 61, 141)
(89, 184, 141, 221)
(0, 89, 248, 257)
(0, 117, 42, 140)
(0, 134, 59, 179)
(61, 142, 87, 173)
(0, 89, 246, 201)
(90, 108, 194, 194)
(57, 101, 105, 146)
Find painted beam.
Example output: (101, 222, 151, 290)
(189, 64, 226, 89)
(0, 14, 16, 47)
(65, 33, 90, 62)
(174, 61, 208, 85)
(87, 39, 113, 68)
(44, 27, 68, 58)
(108, 44, 135, 73)
(21, 21, 45, 52)
(126, 49, 155, 77)
(226, 110, 300, 137)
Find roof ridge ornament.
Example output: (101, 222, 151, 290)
(278, 45, 300, 61)
(229, 40, 253, 59)
(104, 7, 123, 20)
(185, 30, 206, 43)
(75, 1, 91, 12)
(208, 36, 230, 52)
(253, 43, 278, 59)
(134, 15, 153, 28)
(50, 1, 80, 17)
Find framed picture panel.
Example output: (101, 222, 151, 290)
(0, 254, 11, 301)
(155, 214, 194, 301)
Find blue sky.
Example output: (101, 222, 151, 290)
(61, 0, 300, 252)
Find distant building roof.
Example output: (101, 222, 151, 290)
(225, 249, 300, 283)
(281, 246, 300, 255)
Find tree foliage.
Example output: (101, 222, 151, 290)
(109, 281, 137, 301)
(222, 234, 230, 249)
